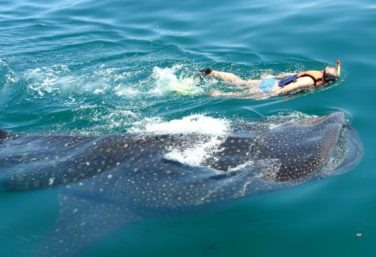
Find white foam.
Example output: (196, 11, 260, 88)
(130, 114, 230, 135)
(151, 66, 203, 96)
(105, 110, 139, 130)
(23, 64, 203, 99)
(165, 136, 225, 167)
(0, 59, 19, 84)
(130, 114, 231, 167)
(24, 64, 140, 98)
(25, 65, 75, 96)
(114, 85, 141, 97)
(83, 108, 140, 132)
(227, 160, 255, 172)
(94, 65, 131, 82)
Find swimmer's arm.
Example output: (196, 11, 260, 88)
(273, 77, 314, 96)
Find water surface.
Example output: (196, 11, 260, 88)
(0, 0, 375, 256)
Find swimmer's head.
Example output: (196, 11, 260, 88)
(323, 66, 339, 82)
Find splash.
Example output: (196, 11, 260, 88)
(24, 65, 73, 96)
(0, 59, 19, 85)
(131, 114, 230, 167)
(102, 109, 139, 130)
(23, 64, 140, 98)
(164, 136, 226, 167)
(130, 114, 230, 135)
(151, 66, 203, 96)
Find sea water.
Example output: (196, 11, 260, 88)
(0, 0, 375, 256)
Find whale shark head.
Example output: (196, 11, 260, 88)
(201, 112, 358, 182)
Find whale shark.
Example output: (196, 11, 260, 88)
(0, 112, 362, 257)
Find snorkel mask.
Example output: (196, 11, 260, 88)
(323, 59, 341, 82)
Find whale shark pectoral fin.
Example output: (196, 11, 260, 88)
(34, 192, 141, 257)
(196, 159, 284, 204)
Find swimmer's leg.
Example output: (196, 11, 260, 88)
(209, 70, 247, 85)
(245, 80, 260, 91)
(209, 90, 246, 98)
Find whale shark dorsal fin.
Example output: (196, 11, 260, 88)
(35, 190, 141, 257)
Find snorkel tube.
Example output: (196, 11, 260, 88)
(336, 59, 341, 77)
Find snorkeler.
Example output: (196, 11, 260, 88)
(200, 60, 341, 98)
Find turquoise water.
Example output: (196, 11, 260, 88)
(0, 0, 375, 256)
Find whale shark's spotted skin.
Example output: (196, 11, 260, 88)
(0, 112, 363, 257)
